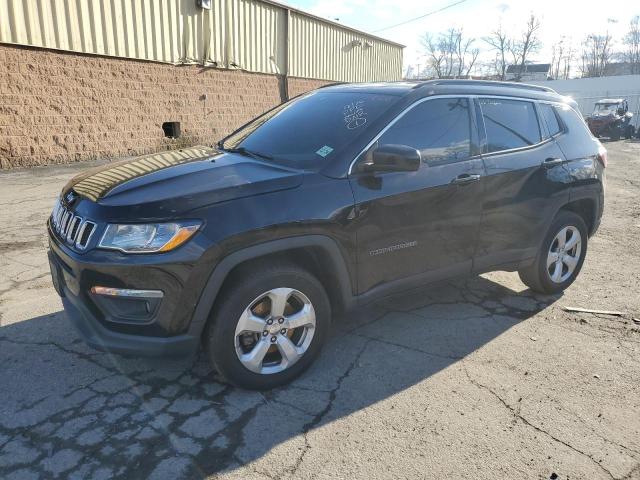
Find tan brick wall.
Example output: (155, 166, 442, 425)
(0, 45, 330, 169)
(287, 77, 334, 99)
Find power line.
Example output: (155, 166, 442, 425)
(372, 0, 468, 33)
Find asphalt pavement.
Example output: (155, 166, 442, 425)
(1, 141, 639, 479)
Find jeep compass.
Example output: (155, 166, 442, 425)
(47, 80, 606, 390)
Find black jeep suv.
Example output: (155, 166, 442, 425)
(48, 80, 606, 390)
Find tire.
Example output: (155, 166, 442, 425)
(204, 262, 331, 390)
(625, 125, 634, 140)
(518, 210, 588, 294)
(610, 128, 621, 141)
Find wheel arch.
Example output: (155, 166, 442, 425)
(559, 198, 597, 236)
(187, 235, 355, 339)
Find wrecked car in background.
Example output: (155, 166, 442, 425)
(586, 98, 635, 140)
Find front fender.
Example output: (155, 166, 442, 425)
(186, 235, 356, 339)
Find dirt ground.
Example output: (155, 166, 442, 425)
(0, 141, 639, 480)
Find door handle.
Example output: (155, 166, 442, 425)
(451, 173, 481, 185)
(543, 157, 564, 168)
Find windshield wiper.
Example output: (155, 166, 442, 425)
(220, 146, 274, 161)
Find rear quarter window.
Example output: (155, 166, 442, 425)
(553, 104, 599, 160)
(539, 103, 563, 138)
(555, 104, 593, 141)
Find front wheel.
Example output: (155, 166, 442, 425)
(204, 263, 330, 390)
(518, 211, 588, 294)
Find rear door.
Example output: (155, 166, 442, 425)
(474, 97, 571, 272)
(349, 96, 485, 296)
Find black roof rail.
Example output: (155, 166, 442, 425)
(413, 79, 556, 93)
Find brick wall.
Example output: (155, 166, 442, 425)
(287, 77, 334, 99)
(0, 45, 330, 169)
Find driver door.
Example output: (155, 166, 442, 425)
(348, 97, 485, 296)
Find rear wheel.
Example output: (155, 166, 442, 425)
(625, 124, 634, 140)
(204, 263, 330, 390)
(610, 127, 621, 141)
(518, 211, 588, 294)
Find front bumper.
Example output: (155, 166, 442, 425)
(47, 222, 208, 357)
(60, 287, 199, 356)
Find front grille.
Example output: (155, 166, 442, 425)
(51, 198, 96, 250)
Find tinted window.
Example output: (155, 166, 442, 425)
(376, 98, 473, 165)
(539, 103, 562, 137)
(555, 104, 594, 142)
(479, 98, 541, 152)
(222, 91, 400, 168)
(553, 104, 597, 160)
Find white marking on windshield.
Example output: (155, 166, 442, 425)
(343, 101, 367, 130)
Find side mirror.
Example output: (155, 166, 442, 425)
(618, 107, 626, 115)
(359, 144, 421, 173)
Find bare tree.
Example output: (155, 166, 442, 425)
(484, 24, 511, 80)
(550, 37, 574, 79)
(476, 58, 501, 79)
(456, 34, 480, 77)
(560, 43, 575, 79)
(550, 41, 563, 79)
(421, 28, 479, 78)
(623, 16, 640, 74)
(421, 33, 447, 78)
(509, 15, 542, 81)
(580, 33, 613, 77)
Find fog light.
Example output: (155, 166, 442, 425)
(90, 287, 163, 298)
(90, 287, 163, 325)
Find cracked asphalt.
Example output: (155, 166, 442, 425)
(1, 141, 640, 480)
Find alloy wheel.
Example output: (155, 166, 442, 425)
(234, 288, 316, 375)
(547, 225, 582, 283)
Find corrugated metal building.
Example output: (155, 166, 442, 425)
(0, 0, 403, 168)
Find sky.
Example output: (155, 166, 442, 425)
(283, 0, 640, 77)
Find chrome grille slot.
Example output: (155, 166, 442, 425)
(66, 216, 81, 242)
(61, 211, 73, 237)
(50, 198, 97, 250)
(75, 221, 96, 250)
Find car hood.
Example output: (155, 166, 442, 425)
(62, 146, 303, 216)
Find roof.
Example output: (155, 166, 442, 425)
(320, 82, 419, 96)
(506, 64, 551, 74)
(321, 79, 562, 101)
(595, 98, 625, 104)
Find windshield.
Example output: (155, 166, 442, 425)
(221, 91, 400, 169)
(594, 103, 619, 113)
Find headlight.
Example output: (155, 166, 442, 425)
(98, 221, 201, 253)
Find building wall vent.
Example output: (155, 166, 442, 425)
(162, 122, 181, 139)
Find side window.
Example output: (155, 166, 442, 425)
(539, 103, 563, 138)
(555, 104, 594, 142)
(479, 98, 541, 153)
(377, 98, 473, 166)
